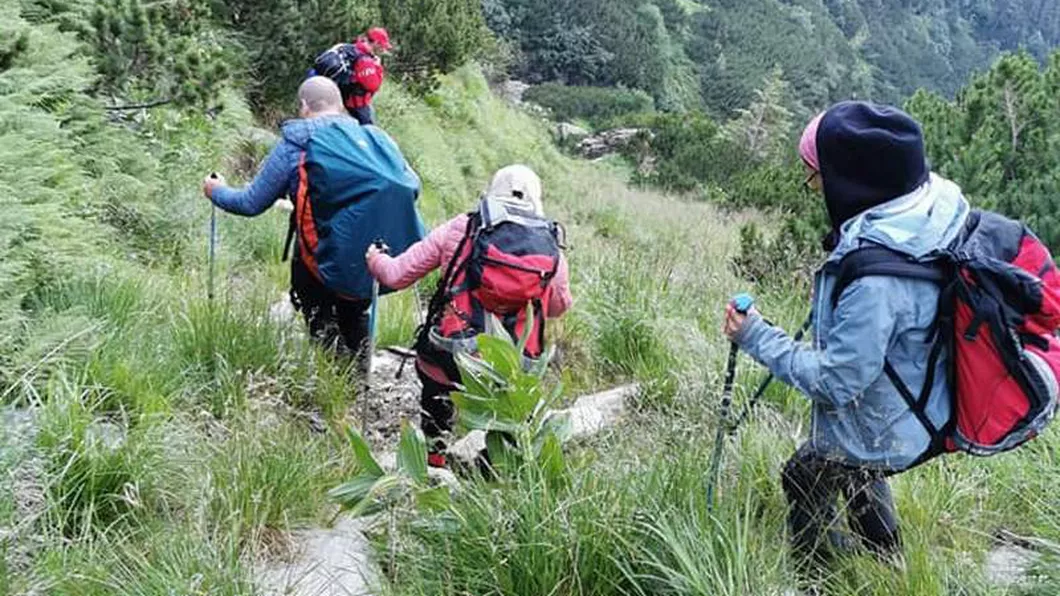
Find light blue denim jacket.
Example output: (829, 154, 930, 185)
(735, 174, 971, 470)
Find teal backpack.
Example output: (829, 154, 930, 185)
(285, 120, 425, 299)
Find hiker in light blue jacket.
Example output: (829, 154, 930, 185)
(724, 102, 970, 570)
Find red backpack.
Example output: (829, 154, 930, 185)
(833, 209, 1060, 459)
(420, 197, 563, 363)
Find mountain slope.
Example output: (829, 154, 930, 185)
(491, 0, 1060, 114)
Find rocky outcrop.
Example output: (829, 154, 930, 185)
(256, 517, 377, 596)
(498, 80, 531, 105)
(575, 128, 651, 160)
(552, 122, 590, 144)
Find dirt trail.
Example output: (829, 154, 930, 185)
(253, 373, 638, 596)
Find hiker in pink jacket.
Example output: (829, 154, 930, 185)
(367, 165, 573, 468)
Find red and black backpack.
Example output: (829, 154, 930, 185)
(833, 209, 1060, 460)
(419, 197, 563, 366)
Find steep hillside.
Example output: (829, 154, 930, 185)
(491, 0, 1060, 114)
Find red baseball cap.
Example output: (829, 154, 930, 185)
(366, 27, 392, 51)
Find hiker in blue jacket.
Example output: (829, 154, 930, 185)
(723, 102, 971, 571)
(202, 77, 371, 367)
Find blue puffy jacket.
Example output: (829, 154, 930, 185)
(211, 115, 352, 216)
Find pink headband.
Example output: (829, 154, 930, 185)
(799, 112, 825, 171)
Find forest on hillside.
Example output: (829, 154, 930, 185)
(484, 0, 1060, 115)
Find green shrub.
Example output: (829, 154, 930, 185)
(83, 0, 230, 108)
(524, 83, 654, 127)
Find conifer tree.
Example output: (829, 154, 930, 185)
(84, 0, 229, 109)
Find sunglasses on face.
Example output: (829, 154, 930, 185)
(803, 170, 819, 192)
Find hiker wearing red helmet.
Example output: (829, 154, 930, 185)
(310, 27, 392, 125)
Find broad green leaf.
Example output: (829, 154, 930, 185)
(527, 344, 555, 378)
(409, 512, 463, 534)
(347, 475, 400, 518)
(328, 474, 380, 508)
(540, 411, 573, 444)
(476, 333, 521, 380)
(456, 351, 507, 390)
(345, 426, 383, 478)
(397, 420, 428, 484)
(458, 407, 524, 434)
(414, 485, 451, 512)
(450, 391, 497, 414)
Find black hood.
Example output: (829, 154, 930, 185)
(817, 101, 929, 233)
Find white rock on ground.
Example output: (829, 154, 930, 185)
(2, 407, 44, 589)
(256, 517, 377, 596)
(984, 544, 1040, 588)
(449, 383, 637, 463)
(269, 294, 297, 325)
(552, 122, 590, 144)
(498, 80, 531, 105)
(575, 128, 651, 160)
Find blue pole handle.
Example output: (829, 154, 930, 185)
(730, 293, 755, 315)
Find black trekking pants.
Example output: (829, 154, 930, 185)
(347, 105, 375, 126)
(290, 255, 371, 375)
(781, 444, 902, 569)
(414, 345, 461, 453)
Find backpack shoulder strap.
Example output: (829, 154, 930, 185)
(421, 212, 481, 333)
(832, 245, 948, 307)
(282, 209, 297, 262)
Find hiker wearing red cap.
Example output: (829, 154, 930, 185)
(310, 27, 392, 125)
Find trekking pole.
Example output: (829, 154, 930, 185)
(728, 314, 812, 431)
(706, 293, 754, 513)
(412, 282, 425, 327)
(207, 173, 219, 305)
(362, 241, 386, 438)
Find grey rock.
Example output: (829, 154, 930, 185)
(984, 545, 1039, 588)
(269, 295, 297, 325)
(553, 122, 590, 143)
(498, 80, 531, 105)
(256, 517, 377, 596)
(576, 128, 651, 160)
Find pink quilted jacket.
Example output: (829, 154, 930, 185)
(367, 214, 573, 317)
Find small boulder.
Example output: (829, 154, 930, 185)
(576, 128, 651, 160)
(552, 122, 590, 144)
(498, 80, 531, 105)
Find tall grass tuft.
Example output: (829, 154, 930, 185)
(36, 377, 166, 538)
(204, 420, 349, 544)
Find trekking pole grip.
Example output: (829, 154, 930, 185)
(722, 293, 754, 400)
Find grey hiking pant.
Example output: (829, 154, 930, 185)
(781, 444, 902, 568)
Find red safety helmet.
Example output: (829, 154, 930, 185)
(365, 27, 392, 52)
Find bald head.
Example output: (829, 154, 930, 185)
(298, 76, 345, 117)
